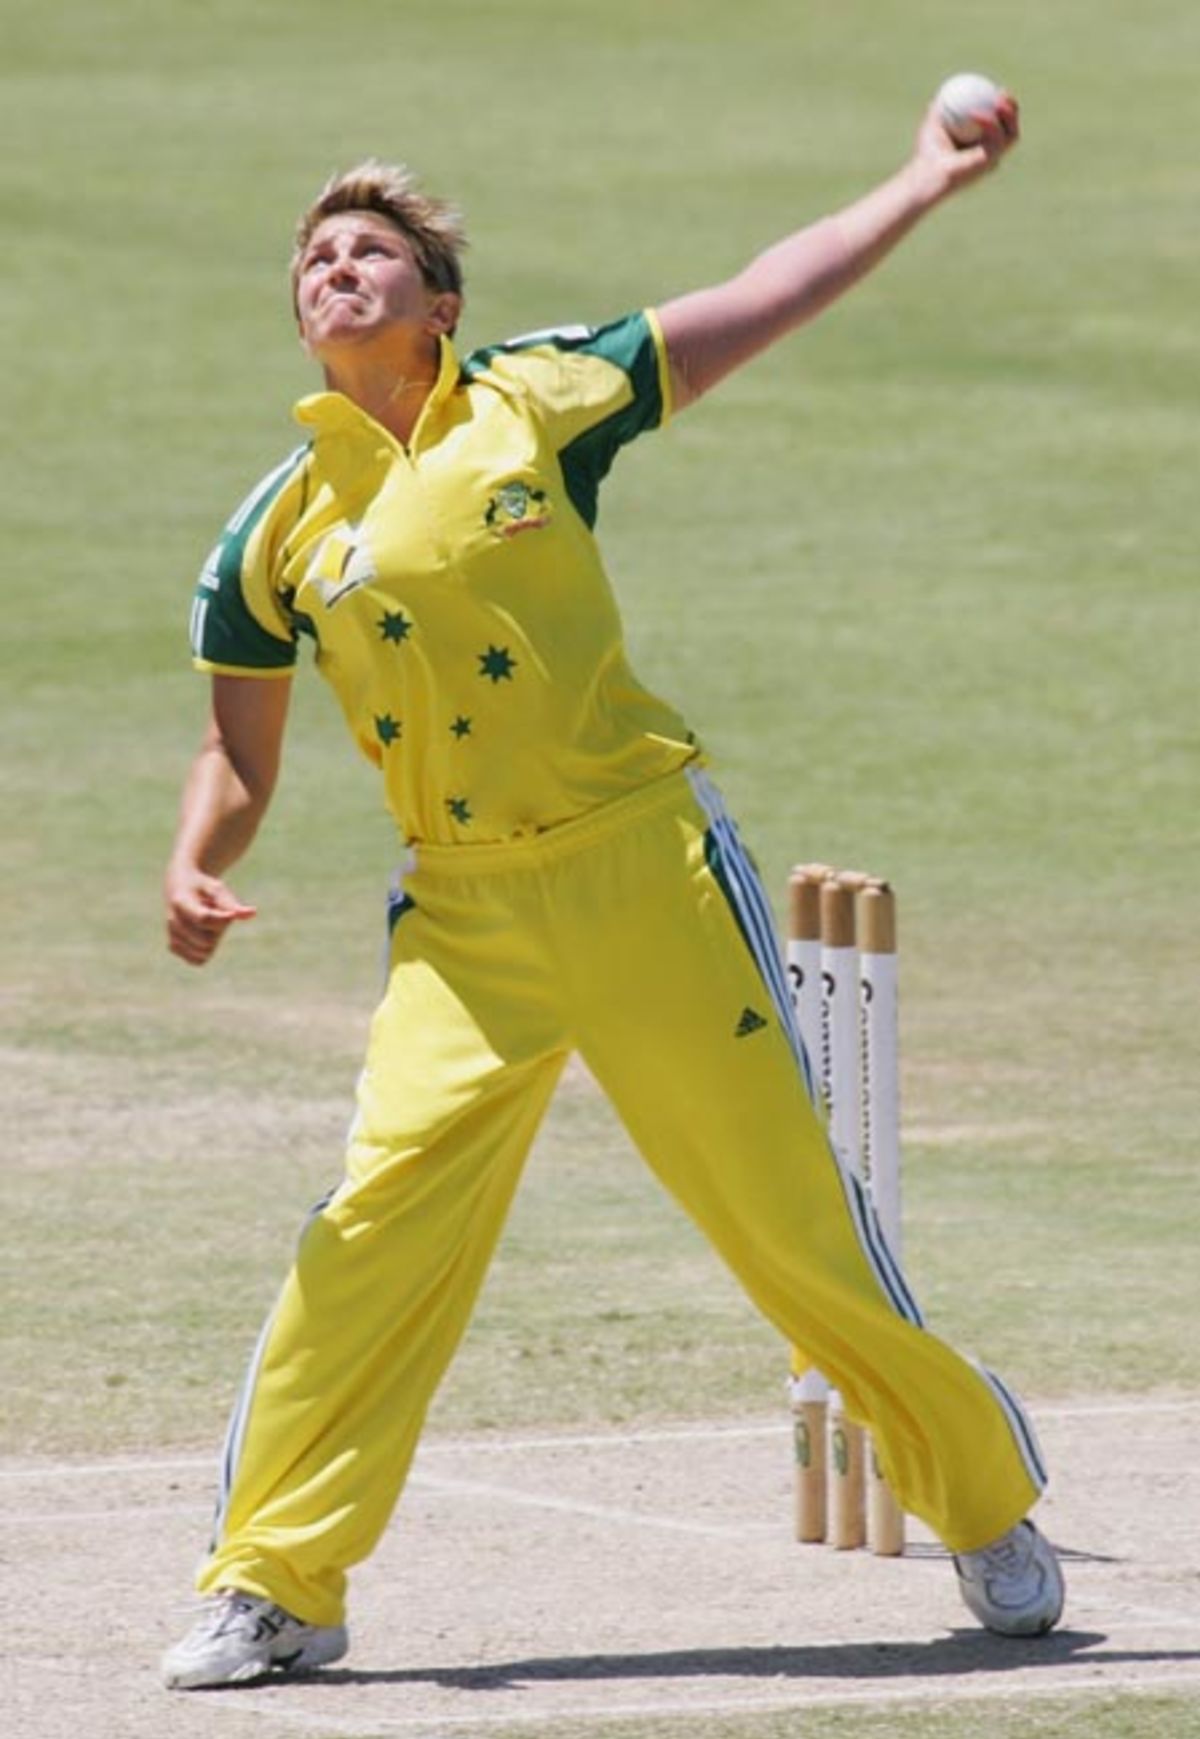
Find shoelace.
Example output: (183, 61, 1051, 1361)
(185, 1590, 258, 1636)
(976, 1529, 1029, 1580)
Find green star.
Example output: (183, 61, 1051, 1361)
(378, 609, 413, 644)
(374, 713, 402, 747)
(446, 796, 472, 824)
(478, 644, 517, 683)
(450, 715, 473, 739)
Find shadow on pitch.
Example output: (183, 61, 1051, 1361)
(310, 1628, 1200, 1693)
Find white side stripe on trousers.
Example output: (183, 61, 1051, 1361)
(211, 1186, 338, 1544)
(975, 1360, 1050, 1493)
(212, 1304, 278, 1546)
(686, 768, 922, 1328)
(686, 769, 813, 1089)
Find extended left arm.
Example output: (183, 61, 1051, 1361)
(659, 93, 1018, 410)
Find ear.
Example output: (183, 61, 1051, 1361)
(425, 291, 463, 337)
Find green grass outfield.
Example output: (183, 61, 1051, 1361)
(2, 2, 1198, 1732)
(494, 1699, 1196, 1739)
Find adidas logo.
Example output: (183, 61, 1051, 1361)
(735, 1006, 769, 1038)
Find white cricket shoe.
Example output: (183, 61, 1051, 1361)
(954, 1519, 1065, 1637)
(162, 1589, 348, 1689)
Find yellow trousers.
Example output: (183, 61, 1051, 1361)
(199, 768, 1046, 1624)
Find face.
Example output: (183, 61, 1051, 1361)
(294, 211, 456, 357)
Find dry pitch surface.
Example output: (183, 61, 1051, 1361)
(4, 1397, 1198, 1738)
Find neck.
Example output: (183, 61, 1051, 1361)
(321, 334, 445, 445)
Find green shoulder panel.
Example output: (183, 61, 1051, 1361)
(189, 445, 310, 672)
(465, 312, 666, 529)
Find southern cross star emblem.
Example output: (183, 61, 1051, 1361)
(378, 609, 413, 644)
(478, 645, 517, 683)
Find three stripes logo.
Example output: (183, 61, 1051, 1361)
(735, 1006, 769, 1038)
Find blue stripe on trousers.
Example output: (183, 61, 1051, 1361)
(687, 768, 923, 1328)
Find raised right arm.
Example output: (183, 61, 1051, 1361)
(658, 92, 1018, 411)
(164, 674, 292, 966)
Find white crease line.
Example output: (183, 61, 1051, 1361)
(1037, 1399, 1200, 1421)
(1106, 1617, 1200, 1632)
(0, 1455, 210, 1485)
(0, 1432, 778, 1487)
(1, 1396, 1196, 1487)
(0, 1478, 770, 1541)
(219, 1668, 1200, 1735)
(407, 1470, 774, 1540)
(0, 1502, 205, 1526)
(412, 1397, 1200, 1455)
(420, 1422, 786, 1455)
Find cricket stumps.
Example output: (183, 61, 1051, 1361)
(786, 864, 905, 1558)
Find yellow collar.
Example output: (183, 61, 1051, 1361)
(293, 335, 462, 445)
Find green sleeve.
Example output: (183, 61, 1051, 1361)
(189, 447, 308, 674)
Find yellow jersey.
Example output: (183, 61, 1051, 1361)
(190, 310, 700, 845)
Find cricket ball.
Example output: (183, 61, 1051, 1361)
(935, 72, 1005, 146)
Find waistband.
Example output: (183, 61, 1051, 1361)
(407, 767, 701, 878)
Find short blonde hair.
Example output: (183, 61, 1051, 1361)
(290, 159, 467, 304)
